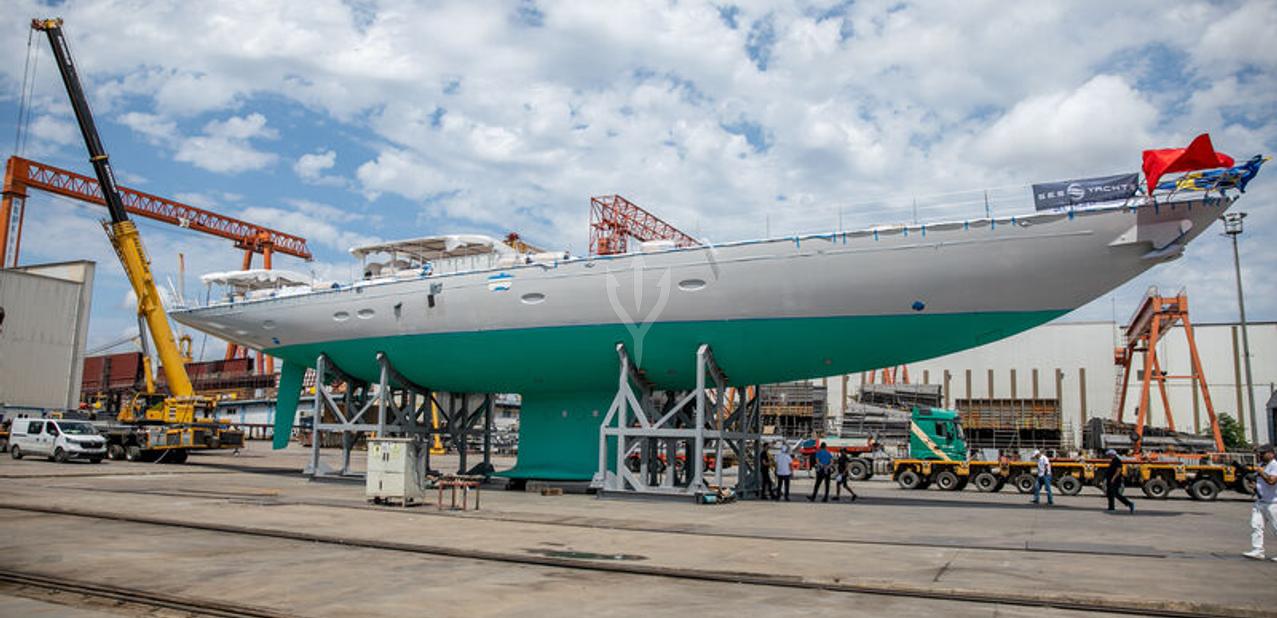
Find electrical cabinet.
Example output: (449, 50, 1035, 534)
(366, 437, 427, 505)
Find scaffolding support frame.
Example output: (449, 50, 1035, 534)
(593, 343, 763, 499)
(306, 352, 492, 480)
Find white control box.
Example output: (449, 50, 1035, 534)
(365, 437, 427, 506)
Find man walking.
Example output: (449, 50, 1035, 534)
(1031, 449, 1054, 505)
(1243, 443, 1277, 560)
(758, 444, 775, 500)
(773, 444, 793, 502)
(833, 449, 859, 502)
(1103, 449, 1134, 514)
(808, 442, 833, 502)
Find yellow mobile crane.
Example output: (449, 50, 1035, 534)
(33, 18, 243, 462)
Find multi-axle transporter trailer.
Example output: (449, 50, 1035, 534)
(891, 457, 1255, 501)
(888, 407, 1257, 501)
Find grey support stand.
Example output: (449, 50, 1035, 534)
(305, 352, 493, 480)
(593, 343, 763, 499)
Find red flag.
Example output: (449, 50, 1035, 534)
(1142, 133, 1234, 195)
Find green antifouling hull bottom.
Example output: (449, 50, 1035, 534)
(496, 390, 616, 480)
(273, 362, 306, 450)
(267, 309, 1068, 481)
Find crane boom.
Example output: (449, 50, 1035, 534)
(34, 18, 194, 397)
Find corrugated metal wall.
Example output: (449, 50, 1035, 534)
(0, 262, 94, 410)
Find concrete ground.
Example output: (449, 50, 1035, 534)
(1, 442, 1274, 617)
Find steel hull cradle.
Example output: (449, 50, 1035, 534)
(174, 195, 1234, 480)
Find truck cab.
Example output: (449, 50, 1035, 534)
(909, 407, 967, 461)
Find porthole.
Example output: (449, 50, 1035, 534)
(521, 292, 546, 305)
(333, 311, 350, 322)
(357, 308, 375, 319)
(678, 278, 707, 291)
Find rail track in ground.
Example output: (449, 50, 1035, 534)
(0, 503, 1251, 618)
(0, 568, 299, 618)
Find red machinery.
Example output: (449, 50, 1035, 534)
(1113, 289, 1225, 454)
(588, 194, 698, 256)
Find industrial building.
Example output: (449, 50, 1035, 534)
(0, 261, 94, 414)
(825, 318, 1277, 448)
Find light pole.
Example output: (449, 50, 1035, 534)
(1222, 212, 1257, 444)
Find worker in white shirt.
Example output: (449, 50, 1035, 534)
(1243, 443, 1277, 561)
(773, 445, 793, 502)
(1031, 449, 1054, 506)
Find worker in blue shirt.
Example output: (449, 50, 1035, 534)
(807, 442, 834, 502)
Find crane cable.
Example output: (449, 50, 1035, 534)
(13, 28, 41, 156)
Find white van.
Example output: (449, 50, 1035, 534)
(8, 418, 107, 463)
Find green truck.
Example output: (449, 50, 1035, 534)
(890, 407, 1255, 501)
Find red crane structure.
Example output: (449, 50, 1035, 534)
(588, 194, 699, 256)
(1113, 289, 1225, 454)
(1, 155, 312, 374)
(1, 156, 312, 268)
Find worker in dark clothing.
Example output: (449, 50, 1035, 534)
(1104, 449, 1135, 514)
(807, 443, 834, 502)
(758, 445, 775, 500)
(833, 450, 859, 502)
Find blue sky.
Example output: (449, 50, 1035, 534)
(2, 0, 1275, 358)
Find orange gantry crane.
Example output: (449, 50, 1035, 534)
(1113, 289, 1225, 454)
(1, 155, 312, 267)
(1, 155, 312, 374)
(866, 366, 910, 385)
(588, 194, 699, 256)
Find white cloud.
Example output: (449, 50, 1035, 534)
(28, 115, 78, 146)
(174, 113, 279, 173)
(355, 147, 458, 201)
(293, 149, 344, 186)
(970, 75, 1160, 178)
(118, 111, 179, 145)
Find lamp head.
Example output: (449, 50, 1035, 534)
(1222, 212, 1247, 236)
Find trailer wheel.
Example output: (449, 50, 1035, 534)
(848, 459, 871, 481)
(125, 445, 144, 462)
(1187, 478, 1219, 502)
(896, 468, 923, 490)
(108, 443, 126, 461)
(973, 472, 999, 492)
(1141, 477, 1171, 500)
(1242, 472, 1257, 496)
(10, 445, 23, 460)
(1012, 473, 1036, 494)
(1057, 475, 1082, 496)
(935, 470, 961, 491)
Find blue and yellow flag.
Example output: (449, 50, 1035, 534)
(1156, 154, 1269, 193)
